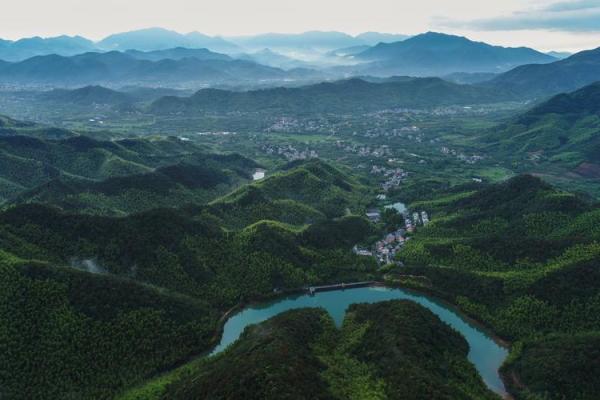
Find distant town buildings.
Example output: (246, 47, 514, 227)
(261, 144, 319, 161)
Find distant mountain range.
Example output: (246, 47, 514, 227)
(150, 77, 515, 115)
(0, 28, 409, 62)
(352, 32, 556, 76)
(0, 35, 97, 62)
(237, 49, 315, 69)
(98, 27, 241, 53)
(1, 29, 598, 94)
(0, 51, 315, 86)
(486, 47, 600, 97)
(228, 31, 409, 52)
(124, 47, 232, 62)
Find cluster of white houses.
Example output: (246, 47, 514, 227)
(358, 207, 430, 265)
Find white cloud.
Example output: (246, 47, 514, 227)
(444, 0, 600, 32)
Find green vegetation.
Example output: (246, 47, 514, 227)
(14, 161, 254, 216)
(0, 158, 379, 399)
(478, 82, 600, 195)
(0, 132, 260, 210)
(484, 82, 600, 165)
(393, 175, 600, 399)
(505, 333, 600, 400)
(137, 301, 497, 400)
(209, 159, 371, 228)
(0, 250, 218, 400)
(1, 58, 599, 400)
(151, 77, 513, 116)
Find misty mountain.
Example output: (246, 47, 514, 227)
(0, 35, 97, 62)
(354, 32, 556, 76)
(229, 31, 410, 53)
(229, 31, 361, 52)
(237, 49, 315, 69)
(328, 45, 371, 57)
(124, 47, 232, 62)
(150, 77, 514, 115)
(546, 51, 572, 59)
(97, 27, 241, 53)
(355, 32, 409, 45)
(0, 51, 314, 86)
(486, 47, 600, 97)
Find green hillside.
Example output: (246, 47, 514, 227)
(150, 77, 514, 116)
(0, 198, 377, 399)
(13, 160, 256, 216)
(392, 175, 600, 399)
(0, 159, 378, 399)
(0, 114, 73, 139)
(0, 131, 259, 205)
(139, 301, 497, 400)
(483, 82, 600, 165)
(208, 159, 372, 228)
(0, 250, 218, 400)
(476, 82, 600, 195)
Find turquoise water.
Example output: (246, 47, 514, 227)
(211, 286, 509, 397)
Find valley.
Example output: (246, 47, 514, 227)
(0, 20, 599, 400)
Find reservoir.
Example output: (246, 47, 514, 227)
(211, 286, 509, 397)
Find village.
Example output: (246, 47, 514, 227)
(355, 206, 430, 265)
(261, 144, 319, 161)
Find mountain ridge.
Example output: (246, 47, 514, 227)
(353, 32, 555, 76)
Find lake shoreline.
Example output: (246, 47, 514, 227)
(119, 280, 515, 400)
(211, 281, 512, 398)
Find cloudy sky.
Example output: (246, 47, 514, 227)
(2, 0, 599, 51)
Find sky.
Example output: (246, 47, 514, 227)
(1, 0, 600, 51)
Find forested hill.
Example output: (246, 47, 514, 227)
(393, 175, 600, 399)
(0, 157, 380, 399)
(0, 114, 72, 139)
(0, 213, 377, 399)
(150, 77, 514, 115)
(480, 81, 600, 181)
(145, 302, 497, 400)
(0, 130, 261, 206)
(12, 160, 256, 216)
(208, 159, 371, 228)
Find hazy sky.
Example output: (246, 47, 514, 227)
(2, 0, 600, 51)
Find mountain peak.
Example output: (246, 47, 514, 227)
(355, 32, 554, 76)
